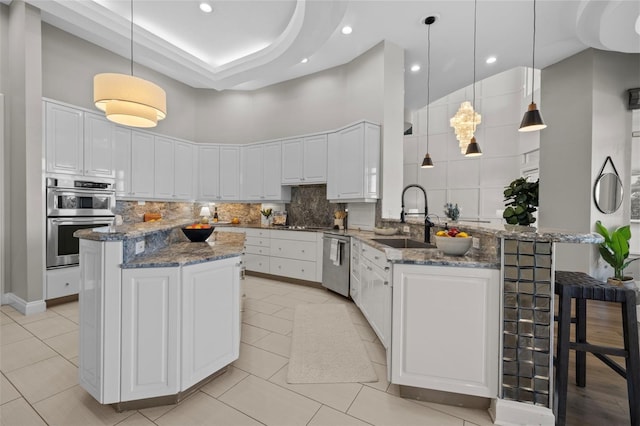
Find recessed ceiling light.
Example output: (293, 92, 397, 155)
(410, 64, 421, 72)
(301, 58, 308, 64)
(486, 56, 497, 64)
(199, 2, 213, 13)
(341, 26, 353, 35)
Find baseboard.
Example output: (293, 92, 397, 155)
(490, 399, 554, 426)
(2, 293, 47, 315)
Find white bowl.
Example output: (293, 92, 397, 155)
(374, 227, 398, 236)
(435, 236, 472, 256)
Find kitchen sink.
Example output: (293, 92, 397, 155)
(371, 238, 436, 249)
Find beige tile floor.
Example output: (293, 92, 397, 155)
(0, 276, 493, 426)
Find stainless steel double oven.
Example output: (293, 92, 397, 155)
(46, 177, 115, 269)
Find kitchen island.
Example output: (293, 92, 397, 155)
(74, 221, 244, 410)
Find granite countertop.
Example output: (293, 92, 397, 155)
(74, 219, 194, 241)
(342, 230, 501, 269)
(121, 232, 245, 269)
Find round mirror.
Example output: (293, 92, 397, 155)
(594, 173, 624, 214)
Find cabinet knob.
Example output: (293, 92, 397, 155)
(374, 255, 379, 260)
(301, 269, 305, 272)
(65, 282, 69, 286)
(384, 281, 389, 286)
(278, 247, 282, 250)
(301, 249, 305, 253)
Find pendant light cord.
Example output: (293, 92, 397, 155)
(130, 0, 134, 76)
(531, 0, 536, 104)
(426, 22, 431, 151)
(472, 0, 477, 127)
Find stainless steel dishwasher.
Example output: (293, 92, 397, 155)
(322, 232, 350, 297)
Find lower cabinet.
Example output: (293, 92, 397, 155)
(349, 239, 362, 306)
(359, 243, 391, 349)
(121, 267, 180, 401)
(269, 230, 322, 283)
(391, 264, 500, 398)
(46, 266, 80, 300)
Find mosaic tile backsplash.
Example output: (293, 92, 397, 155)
(115, 201, 261, 225)
(501, 239, 553, 408)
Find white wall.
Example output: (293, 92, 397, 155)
(540, 49, 640, 279)
(403, 67, 540, 224)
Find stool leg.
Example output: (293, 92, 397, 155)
(621, 294, 640, 426)
(576, 298, 587, 387)
(555, 288, 571, 426)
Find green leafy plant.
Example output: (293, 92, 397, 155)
(595, 220, 639, 280)
(503, 177, 539, 226)
(444, 203, 460, 221)
(260, 208, 273, 219)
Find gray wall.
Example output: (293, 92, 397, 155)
(540, 49, 640, 278)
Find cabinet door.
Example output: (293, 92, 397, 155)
(370, 265, 391, 348)
(181, 258, 240, 389)
(263, 142, 288, 200)
(154, 136, 175, 199)
(219, 146, 240, 200)
(391, 264, 499, 398)
(281, 138, 303, 184)
(130, 132, 155, 198)
(45, 102, 84, 175)
(197, 145, 220, 200)
(121, 267, 180, 401)
(114, 127, 132, 197)
(174, 141, 194, 200)
(335, 124, 365, 199)
(303, 134, 327, 183)
(242, 144, 264, 200)
(84, 113, 115, 178)
(363, 123, 381, 199)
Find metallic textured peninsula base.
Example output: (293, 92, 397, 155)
(112, 366, 229, 412)
(399, 385, 491, 409)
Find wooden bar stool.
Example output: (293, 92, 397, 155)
(554, 271, 640, 426)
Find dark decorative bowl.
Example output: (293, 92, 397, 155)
(181, 226, 214, 242)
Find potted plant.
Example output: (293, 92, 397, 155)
(595, 220, 639, 287)
(502, 177, 539, 231)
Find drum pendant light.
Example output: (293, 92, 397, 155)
(421, 16, 436, 169)
(519, 0, 546, 132)
(465, 0, 482, 157)
(93, 0, 166, 128)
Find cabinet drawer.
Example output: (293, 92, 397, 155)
(361, 243, 388, 270)
(270, 230, 317, 242)
(244, 254, 270, 273)
(270, 239, 316, 262)
(245, 245, 270, 256)
(269, 257, 316, 282)
(245, 236, 270, 247)
(46, 266, 80, 299)
(245, 228, 270, 238)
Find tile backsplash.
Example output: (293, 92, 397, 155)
(285, 185, 345, 227)
(115, 200, 261, 225)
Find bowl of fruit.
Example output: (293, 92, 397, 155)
(182, 224, 214, 242)
(435, 227, 472, 255)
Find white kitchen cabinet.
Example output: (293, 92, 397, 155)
(391, 264, 500, 398)
(114, 127, 132, 197)
(327, 121, 380, 202)
(241, 142, 290, 201)
(269, 230, 322, 283)
(154, 136, 175, 199)
(243, 228, 270, 274)
(84, 112, 116, 178)
(197, 144, 240, 201)
(130, 131, 155, 198)
(173, 141, 195, 200)
(45, 101, 84, 175)
(46, 266, 79, 300)
(360, 243, 391, 349)
(350, 238, 362, 307)
(181, 258, 240, 389)
(281, 134, 327, 185)
(121, 267, 180, 401)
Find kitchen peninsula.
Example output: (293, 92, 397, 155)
(74, 221, 244, 410)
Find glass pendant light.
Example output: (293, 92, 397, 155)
(465, 0, 482, 157)
(421, 16, 436, 169)
(519, 0, 546, 132)
(94, 0, 167, 128)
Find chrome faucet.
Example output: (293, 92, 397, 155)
(400, 184, 435, 244)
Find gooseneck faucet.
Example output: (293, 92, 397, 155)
(400, 184, 435, 244)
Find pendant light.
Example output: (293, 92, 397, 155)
(93, 0, 167, 128)
(519, 0, 546, 132)
(421, 16, 436, 169)
(465, 0, 482, 157)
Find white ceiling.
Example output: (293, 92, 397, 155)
(22, 0, 640, 110)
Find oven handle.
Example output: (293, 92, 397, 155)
(49, 217, 114, 224)
(48, 187, 115, 195)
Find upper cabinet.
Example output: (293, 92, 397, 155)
(281, 134, 327, 185)
(327, 122, 380, 202)
(197, 145, 240, 201)
(45, 101, 115, 178)
(130, 132, 156, 199)
(242, 142, 291, 202)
